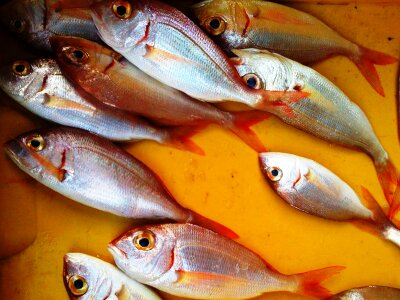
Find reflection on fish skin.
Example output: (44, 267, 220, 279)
(327, 286, 400, 300)
(232, 48, 399, 217)
(63, 253, 162, 300)
(191, 0, 397, 96)
(259, 152, 400, 248)
(3, 126, 238, 239)
(109, 223, 344, 299)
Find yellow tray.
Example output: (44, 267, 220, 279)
(0, 1, 399, 299)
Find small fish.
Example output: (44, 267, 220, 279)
(63, 253, 162, 300)
(90, 0, 308, 115)
(0, 58, 203, 154)
(109, 223, 343, 299)
(50, 36, 270, 152)
(327, 286, 400, 300)
(259, 152, 400, 248)
(191, 0, 397, 96)
(4, 127, 237, 239)
(0, 0, 100, 51)
(232, 49, 399, 215)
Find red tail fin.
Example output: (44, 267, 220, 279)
(164, 126, 206, 156)
(375, 160, 399, 218)
(296, 266, 345, 298)
(389, 187, 400, 221)
(188, 210, 239, 239)
(255, 90, 309, 116)
(351, 46, 397, 97)
(228, 111, 270, 152)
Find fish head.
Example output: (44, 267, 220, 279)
(191, 0, 249, 50)
(50, 36, 121, 81)
(4, 127, 73, 184)
(0, 59, 59, 105)
(259, 152, 308, 193)
(108, 225, 176, 283)
(90, 0, 150, 52)
(63, 253, 112, 299)
(0, 0, 51, 50)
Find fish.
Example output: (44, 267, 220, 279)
(109, 223, 344, 299)
(4, 126, 238, 239)
(0, 0, 100, 51)
(0, 58, 203, 154)
(259, 152, 400, 248)
(327, 286, 400, 300)
(191, 0, 397, 96)
(50, 36, 270, 153)
(90, 0, 309, 115)
(231, 48, 399, 217)
(63, 253, 162, 300)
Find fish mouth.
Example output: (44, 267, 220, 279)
(108, 243, 127, 260)
(4, 139, 28, 169)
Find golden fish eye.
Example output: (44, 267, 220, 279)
(62, 47, 89, 65)
(68, 275, 88, 296)
(10, 19, 26, 33)
(12, 60, 32, 76)
(112, 0, 132, 19)
(133, 230, 155, 251)
(204, 16, 226, 36)
(242, 73, 263, 90)
(267, 167, 283, 182)
(26, 134, 46, 152)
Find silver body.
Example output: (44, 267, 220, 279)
(328, 286, 400, 300)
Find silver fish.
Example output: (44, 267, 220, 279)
(0, 0, 100, 51)
(233, 48, 398, 215)
(259, 152, 400, 248)
(328, 286, 400, 300)
(0, 58, 202, 153)
(90, 0, 308, 113)
(4, 126, 237, 239)
(109, 223, 343, 299)
(63, 253, 162, 300)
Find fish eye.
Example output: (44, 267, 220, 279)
(112, 0, 132, 19)
(62, 47, 89, 65)
(204, 17, 226, 36)
(242, 73, 263, 90)
(26, 134, 46, 152)
(12, 60, 32, 76)
(10, 19, 26, 33)
(68, 275, 88, 296)
(133, 230, 155, 251)
(267, 167, 283, 182)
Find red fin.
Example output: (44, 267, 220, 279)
(351, 220, 381, 237)
(351, 46, 397, 96)
(228, 111, 270, 152)
(389, 187, 400, 221)
(360, 187, 390, 228)
(164, 126, 206, 156)
(296, 266, 345, 298)
(188, 210, 239, 239)
(255, 90, 309, 115)
(375, 160, 399, 216)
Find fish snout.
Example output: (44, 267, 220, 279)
(4, 139, 36, 171)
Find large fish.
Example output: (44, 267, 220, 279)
(0, 58, 203, 154)
(191, 0, 397, 96)
(109, 223, 343, 299)
(328, 286, 400, 300)
(231, 48, 399, 216)
(63, 253, 162, 300)
(0, 0, 100, 51)
(50, 36, 269, 152)
(90, 0, 308, 114)
(259, 152, 400, 248)
(4, 127, 237, 239)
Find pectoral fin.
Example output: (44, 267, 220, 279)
(43, 94, 96, 116)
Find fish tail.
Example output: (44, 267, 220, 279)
(295, 266, 345, 298)
(187, 210, 239, 239)
(227, 111, 270, 152)
(164, 126, 206, 156)
(375, 159, 399, 219)
(254, 89, 309, 116)
(351, 46, 397, 96)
